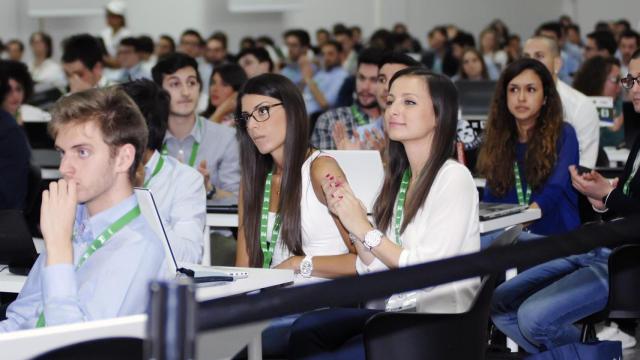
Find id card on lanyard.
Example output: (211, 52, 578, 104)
(36, 206, 141, 328)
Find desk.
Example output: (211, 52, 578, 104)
(0, 267, 293, 360)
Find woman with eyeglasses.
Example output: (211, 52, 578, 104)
(573, 56, 624, 147)
(233, 73, 357, 358)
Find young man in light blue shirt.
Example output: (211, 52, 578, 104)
(302, 40, 349, 116)
(122, 79, 206, 264)
(152, 53, 241, 196)
(0, 87, 166, 332)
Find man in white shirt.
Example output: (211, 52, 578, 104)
(121, 79, 206, 264)
(152, 53, 240, 195)
(100, 0, 131, 65)
(524, 36, 600, 168)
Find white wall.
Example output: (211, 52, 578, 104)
(2, 0, 639, 64)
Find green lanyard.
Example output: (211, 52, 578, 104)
(162, 118, 202, 167)
(36, 205, 141, 328)
(513, 162, 531, 206)
(143, 155, 165, 188)
(350, 105, 368, 126)
(260, 172, 282, 269)
(623, 155, 640, 196)
(393, 169, 411, 244)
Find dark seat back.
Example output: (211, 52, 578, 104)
(32, 337, 143, 360)
(607, 244, 640, 319)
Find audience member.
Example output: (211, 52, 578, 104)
(565, 24, 583, 48)
(314, 28, 331, 52)
(506, 34, 522, 63)
(28, 32, 66, 90)
(5, 40, 24, 62)
(350, 26, 364, 53)
(111, 37, 152, 82)
(281, 29, 315, 87)
(0, 63, 30, 210)
(491, 51, 640, 354)
(618, 30, 640, 76)
(137, 35, 157, 74)
(584, 30, 617, 60)
(201, 32, 233, 96)
(121, 79, 206, 264)
(457, 47, 490, 80)
(156, 34, 176, 59)
(237, 47, 273, 78)
(62, 34, 112, 93)
(202, 63, 247, 125)
(289, 67, 480, 359)
(478, 58, 579, 237)
(312, 48, 383, 150)
(0, 87, 166, 332)
(100, 0, 131, 67)
(234, 73, 356, 356)
(523, 35, 600, 167)
(238, 36, 255, 51)
(536, 21, 582, 83)
(0, 60, 50, 125)
(334, 28, 358, 75)
(479, 28, 508, 80)
(301, 40, 349, 116)
(421, 26, 449, 74)
(178, 29, 204, 61)
(375, 51, 421, 116)
(573, 56, 624, 147)
(152, 53, 240, 195)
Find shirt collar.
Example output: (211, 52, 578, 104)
(143, 150, 161, 181)
(75, 194, 138, 244)
(164, 116, 203, 143)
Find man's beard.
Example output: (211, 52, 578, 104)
(356, 93, 378, 109)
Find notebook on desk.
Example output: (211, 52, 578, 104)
(479, 202, 528, 221)
(134, 188, 247, 284)
(0, 210, 38, 275)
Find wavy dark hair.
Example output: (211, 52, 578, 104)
(572, 56, 621, 96)
(477, 58, 564, 197)
(235, 73, 309, 267)
(373, 67, 458, 234)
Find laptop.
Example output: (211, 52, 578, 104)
(323, 150, 384, 214)
(206, 194, 238, 213)
(0, 210, 39, 275)
(479, 202, 528, 221)
(455, 80, 497, 120)
(134, 188, 247, 284)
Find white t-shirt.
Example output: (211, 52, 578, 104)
(269, 151, 349, 284)
(556, 80, 600, 168)
(100, 27, 132, 58)
(356, 160, 481, 313)
(29, 58, 67, 90)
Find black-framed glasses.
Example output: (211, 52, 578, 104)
(621, 74, 640, 90)
(237, 103, 283, 126)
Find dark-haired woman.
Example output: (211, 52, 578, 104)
(28, 31, 66, 90)
(573, 56, 624, 147)
(457, 47, 490, 81)
(289, 67, 480, 359)
(477, 58, 580, 236)
(234, 73, 357, 358)
(202, 63, 248, 126)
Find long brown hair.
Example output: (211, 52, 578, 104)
(235, 74, 309, 267)
(572, 56, 620, 96)
(477, 58, 564, 196)
(460, 47, 490, 80)
(373, 67, 458, 234)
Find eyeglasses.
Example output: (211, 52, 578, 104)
(237, 103, 283, 126)
(621, 74, 640, 89)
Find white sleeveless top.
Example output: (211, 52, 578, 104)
(269, 150, 349, 283)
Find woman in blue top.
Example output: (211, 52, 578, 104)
(477, 58, 580, 236)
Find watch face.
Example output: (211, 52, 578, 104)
(301, 258, 313, 277)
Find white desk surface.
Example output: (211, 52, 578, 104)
(604, 146, 630, 165)
(478, 208, 541, 234)
(0, 267, 292, 360)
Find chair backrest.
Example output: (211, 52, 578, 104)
(364, 274, 495, 360)
(607, 244, 640, 319)
(31, 337, 143, 360)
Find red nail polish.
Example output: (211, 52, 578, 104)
(330, 176, 334, 180)
(325, 173, 330, 178)
(338, 195, 344, 199)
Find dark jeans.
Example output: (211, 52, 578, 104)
(288, 308, 381, 360)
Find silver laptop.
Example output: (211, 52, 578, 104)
(479, 202, 528, 221)
(134, 188, 247, 284)
(323, 150, 384, 214)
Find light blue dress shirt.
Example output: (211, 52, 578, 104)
(163, 116, 240, 194)
(144, 150, 206, 263)
(0, 195, 167, 332)
(303, 66, 349, 115)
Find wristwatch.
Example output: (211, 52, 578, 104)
(363, 229, 384, 250)
(299, 255, 314, 278)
